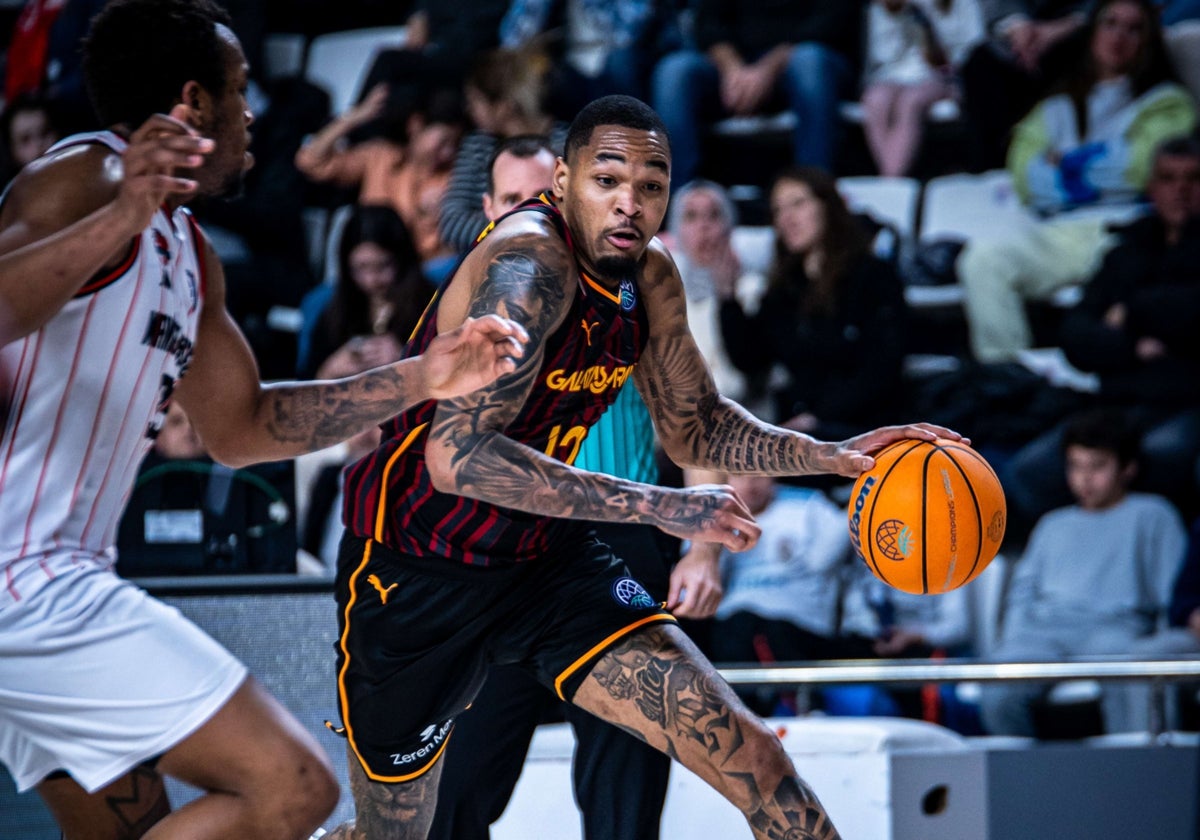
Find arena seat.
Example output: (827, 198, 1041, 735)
(838, 175, 921, 239)
(304, 26, 409, 116)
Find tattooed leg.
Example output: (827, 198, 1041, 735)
(572, 624, 841, 840)
(37, 763, 170, 840)
(323, 745, 444, 840)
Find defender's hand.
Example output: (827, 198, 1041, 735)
(421, 314, 529, 400)
(116, 106, 213, 228)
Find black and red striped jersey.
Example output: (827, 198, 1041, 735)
(342, 195, 650, 566)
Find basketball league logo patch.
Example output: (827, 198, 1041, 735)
(612, 577, 655, 609)
(618, 278, 637, 312)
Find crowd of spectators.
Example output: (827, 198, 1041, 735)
(3, 0, 1200, 740)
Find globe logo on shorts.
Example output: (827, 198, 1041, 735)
(875, 519, 914, 562)
(612, 577, 655, 609)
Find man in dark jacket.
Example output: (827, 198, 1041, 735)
(1003, 135, 1200, 528)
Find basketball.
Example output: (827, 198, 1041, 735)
(847, 438, 1006, 595)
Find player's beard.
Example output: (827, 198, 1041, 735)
(595, 254, 638, 279)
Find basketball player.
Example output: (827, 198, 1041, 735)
(430, 134, 722, 840)
(323, 95, 960, 840)
(0, 2, 527, 839)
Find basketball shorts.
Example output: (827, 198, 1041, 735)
(0, 560, 247, 793)
(333, 531, 676, 784)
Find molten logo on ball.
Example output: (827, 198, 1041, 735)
(875, 519, 914, 561)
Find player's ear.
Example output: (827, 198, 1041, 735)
(175, 80, 209, 129)
(552, 157, 568, 201)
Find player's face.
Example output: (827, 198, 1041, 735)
(771, 178, 825, 256)
(483, 149, 556, 221)
(1148, 153, 1200, 229)
(555, 125, 670, 279)
(1065, 444, 1133, 510)
(197, 25, 254, 199)
(1091, 1, 1147, 78)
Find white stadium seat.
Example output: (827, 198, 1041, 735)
(304, 26, 409, 116)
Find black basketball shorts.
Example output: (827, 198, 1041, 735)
(332, 531, 676, 783)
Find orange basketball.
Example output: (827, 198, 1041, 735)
(847, 438, 1006, 595)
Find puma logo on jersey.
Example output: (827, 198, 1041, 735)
(580, 319, 600, 346)
(367, 574, 399, 604)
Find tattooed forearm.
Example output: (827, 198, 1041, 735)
(258, 363, 416, 455)
(636, 315, 837, 476)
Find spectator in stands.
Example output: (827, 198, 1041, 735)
(439, 47, 567, 252)
(651, 2, 862, 187)
(956, 0, 1196, 363)
(979, 408, 1186, 737)
(0, 92, 64, 189)
(958, 0, 1090, 173)
(660, 179, 763, 404)
(1105, 515, 1200, 732)
(709, 475, 856, 716)
(498, 0, 684, 121)
(294, 83, 464, 268)
(296, 205, 430, 380)
(1001, 135, 1200, 531)
(718, 167, 909, 440)
(860, 0, 986, 177)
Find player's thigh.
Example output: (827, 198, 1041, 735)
(570, 623, 775, 765)
(38, 763, 170, 840)
(155, 676, 335, 802)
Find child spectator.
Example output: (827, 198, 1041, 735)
(979, 408, 1186, 736)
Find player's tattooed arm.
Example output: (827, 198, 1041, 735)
(634, 244, 840, 476)
(424, 235, 754, 550)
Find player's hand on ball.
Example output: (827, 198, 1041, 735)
(422, 315, 529, 399)
(828, 422, 967, 478)
(655, 484, 760, 553)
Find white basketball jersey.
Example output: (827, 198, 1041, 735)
(0, 131, 206, 603)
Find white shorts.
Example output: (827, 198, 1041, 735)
(0, 561, 247, 793)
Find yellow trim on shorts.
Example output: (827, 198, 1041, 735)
(336, 538, 453, 783)
(553, 613, 678, 701)
(373, 422, 428, 543)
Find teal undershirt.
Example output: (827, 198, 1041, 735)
(574, 383, 658, 484)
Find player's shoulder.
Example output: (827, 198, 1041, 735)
(0, 144, 120, 229)
(476, 209, 576, 273)
(638, 236, 684, 295)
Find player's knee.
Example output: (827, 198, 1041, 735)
(735, 711, 797, 776)
(257, 742, 340, 838)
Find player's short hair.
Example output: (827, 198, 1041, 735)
(486, 134, 556, 196)
(1061, 408, 1140, 467)
(563, 95, 669, 164)
(82, 0, 233, 128)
